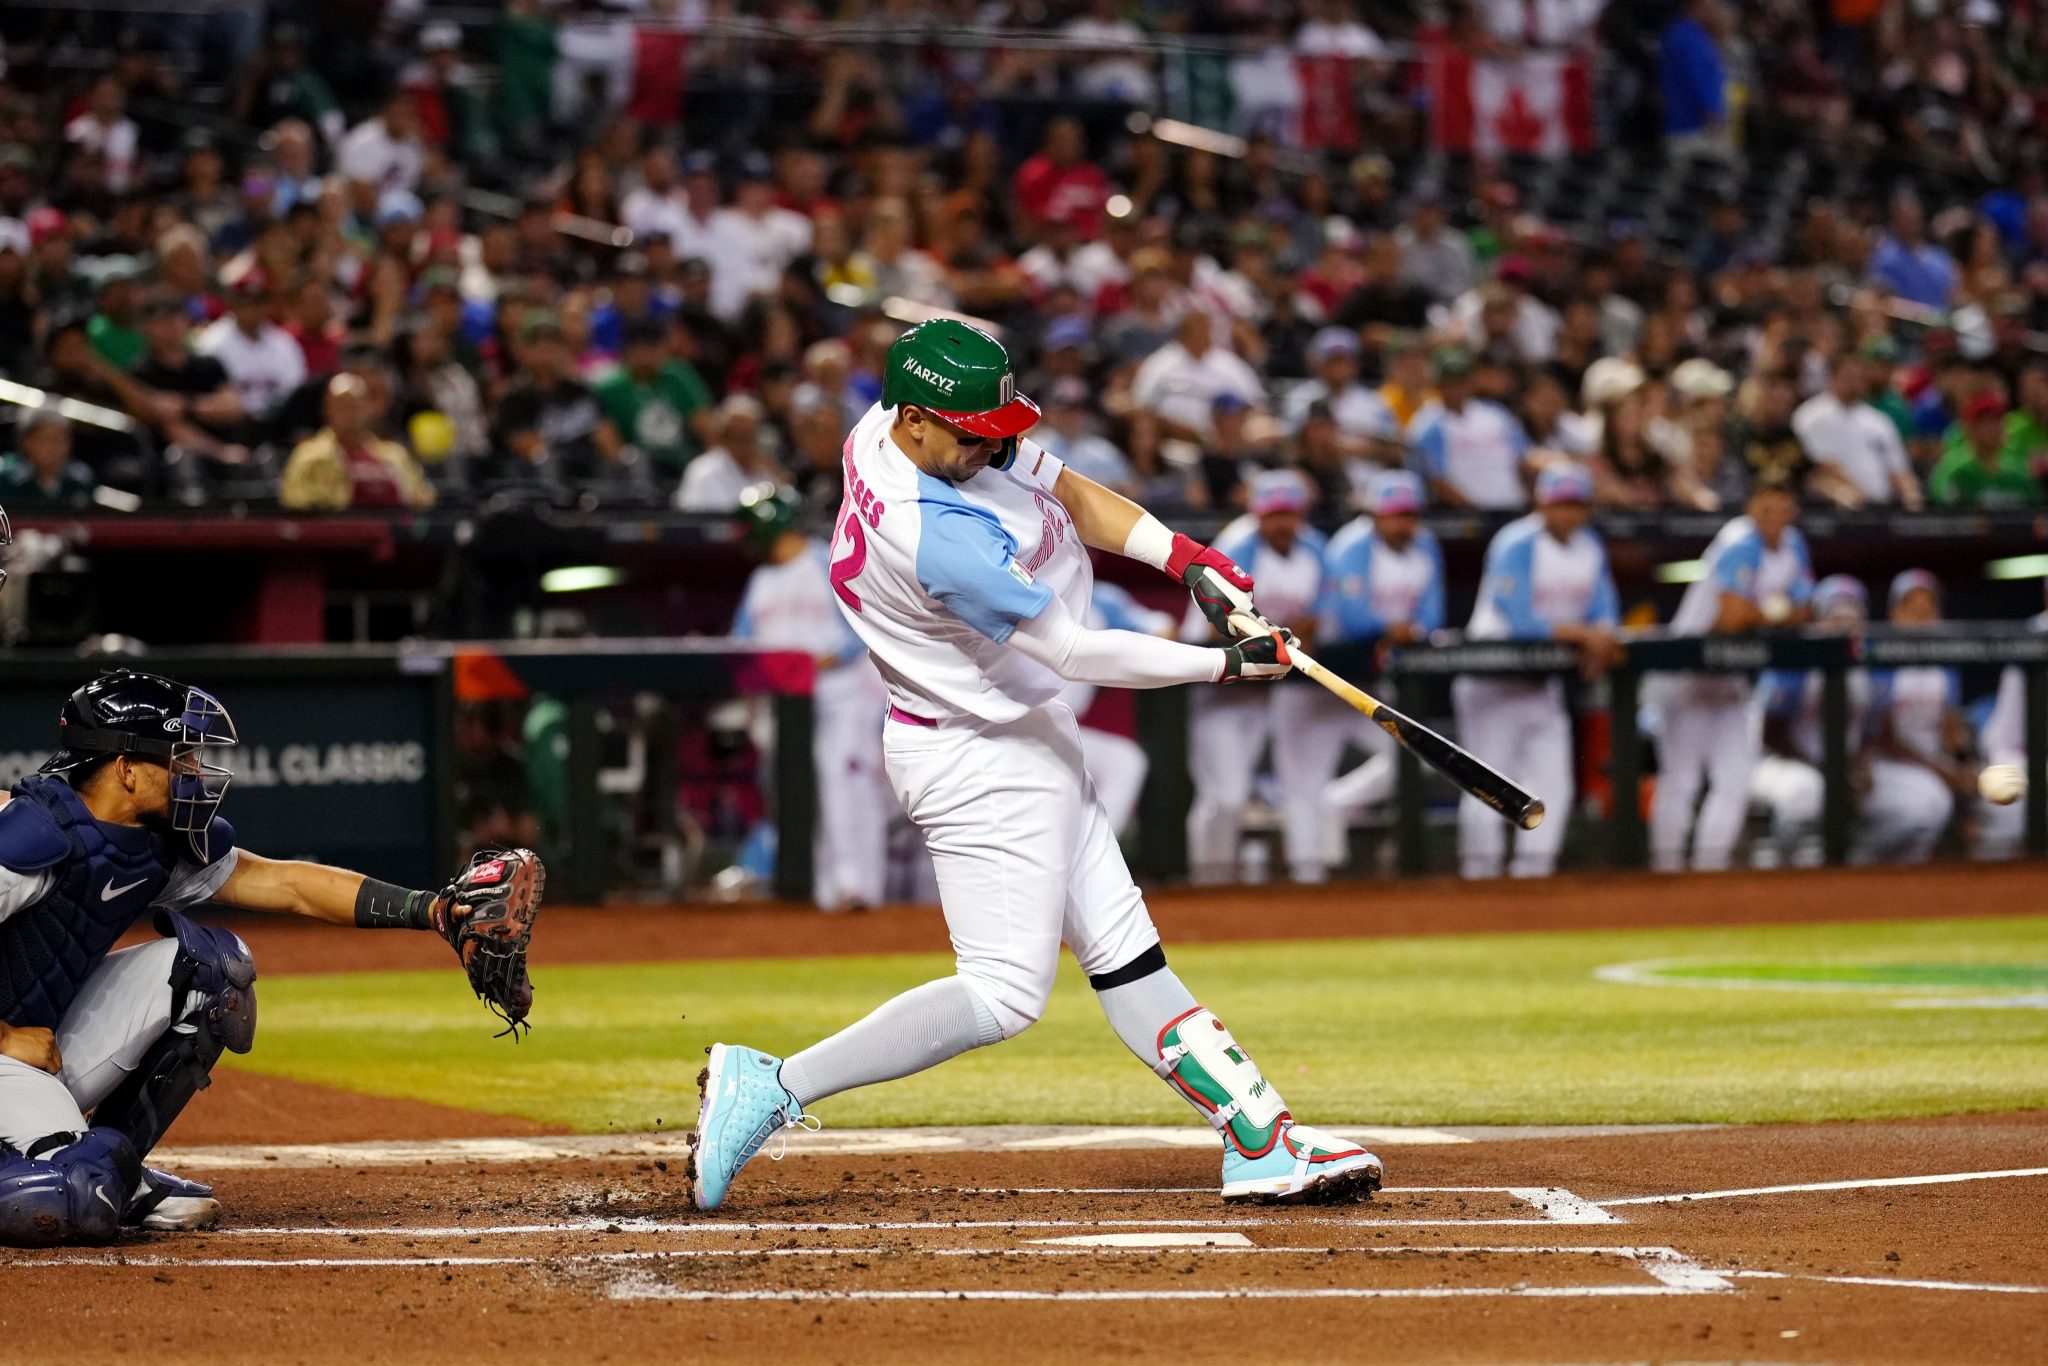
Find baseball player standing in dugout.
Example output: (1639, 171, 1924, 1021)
(0, 659, 544, 1246)
(692, 320, 1384, 1210)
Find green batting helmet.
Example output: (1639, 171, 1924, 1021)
(736, 482, 801, 552)
(882, 319, 1040, 439)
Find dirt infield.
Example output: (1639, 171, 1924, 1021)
(6, 1112, 2044, 1364)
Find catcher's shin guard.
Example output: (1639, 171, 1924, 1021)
(90, 913, 255, 1159)
(0, 1128, 141, 1247)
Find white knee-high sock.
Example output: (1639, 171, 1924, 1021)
(777, 977, 1004, 1108)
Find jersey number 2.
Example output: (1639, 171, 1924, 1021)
(830, 507, 868, 613)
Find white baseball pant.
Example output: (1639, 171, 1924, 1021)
(1322, 719, 1398, 866)
(884, 701, 1160, 1037)
(1851, 757, 1954, 865)
(812, 694, 890, 910)
(1451, 676, 1573, 878)
(0, 938, 181, 1149)
(1186, 685, 1356, 883)
(1077, 725, 1150, 836)
(1648, 675, 1756, 872)
(1750, 754, 1825, 867)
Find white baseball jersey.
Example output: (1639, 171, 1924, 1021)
(1465, 514, 1619, 640)
(1873, 665, 1959, 762)
(1756, 667, 1872, 765)
(1669, 515, 1814, 636)
(830, 402, 1087, 723)
(731, 540, 874, 714)
(1321, 521, 1446, 642)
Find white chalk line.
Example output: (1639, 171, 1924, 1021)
(3, 1244, 1675, 1272)
(605, 1284, 1713, 1304)
(211, 1212, 1583, 1237)
(1603, 1166, 2048, 1207)
(1727, 1269, 2048, 1296)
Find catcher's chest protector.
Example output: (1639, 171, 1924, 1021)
(0, 777, 171, 1030)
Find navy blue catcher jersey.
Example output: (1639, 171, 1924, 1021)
(0, 775, 239, 1030)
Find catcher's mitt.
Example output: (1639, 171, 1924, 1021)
(433, 848, 545, 1039)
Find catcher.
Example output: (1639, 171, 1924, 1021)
(0, 670, 544, 1245)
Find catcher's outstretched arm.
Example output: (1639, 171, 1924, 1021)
(215, 851, 378, 925)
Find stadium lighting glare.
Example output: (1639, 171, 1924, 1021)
(540, 565, 626, 594)
(1986, 554, 2048, 581)
(1105, 194, 1134, 220)
(1655, 559, 1708, 584)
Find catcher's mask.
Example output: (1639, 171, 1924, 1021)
(41, 670, 239, 862)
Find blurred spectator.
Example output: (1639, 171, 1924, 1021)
(337, 90, 426, 198)
(1033, 376, 1134, 493)
(1283, 327, 1401, 466)
(1929, 389, 2040, 508)
(490, 316, 630, 501)
(1868, 195, 1958, 311)
(64, 77, 139, 195)
(0, 413, 95, 509)
(1394, 192, 1478, 305)
(1660, 0, 1731, 157)
(1012, 118, 1110, 243)
(1132, 311, 1263, 442)
(1410, 347, 1532, 510)
(1792, 348, 1923, 509)
(707, 160, 812, 322)
(280, 374, 434, 511)
(595, 318, 714, 480)
(195, 272, 307, 427)
(677, 395, 780, 512)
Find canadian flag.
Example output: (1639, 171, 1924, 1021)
(1427, 39, 1594, 158)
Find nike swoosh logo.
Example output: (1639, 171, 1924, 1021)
(102, 878, 149, 901)
(93, 1185, 117, 1213)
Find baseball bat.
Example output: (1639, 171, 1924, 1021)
(1229, 613, 1545, 830)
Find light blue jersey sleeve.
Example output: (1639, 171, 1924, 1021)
(1482, 526, 1547, 638)
(914, 478, 1055, 642)
(1499, 405, 1531, 459)
(1711, 531, 1765, 602)
(1210, 519, 1261, 573)
(1417, 530, 1447, 633)
(1321, 522, 1380, 640)
(1756, 669, 1803, 720)
(1410, 415, 1448, 479)
(1787, 529, 1815, 606)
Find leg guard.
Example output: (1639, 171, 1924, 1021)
(90, 912, 256, 1158)
(0, 1128, 141, 1247)
(1153, 1007, 1290, 1157)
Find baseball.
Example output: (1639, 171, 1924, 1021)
(1978, 764, 2026, 806)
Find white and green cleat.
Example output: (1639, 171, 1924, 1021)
(1154, 1007, 1383, 1205)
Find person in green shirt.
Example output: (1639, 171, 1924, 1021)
(1929, 390, 2042, 508)
(1860, 334, 1916, 443)
(85, 268, 145, 372)
(2009, 360, 2048, 480)
(494, 0, 558, 154)
(0, 412, 97, 508)
(593, 319, 715, 479)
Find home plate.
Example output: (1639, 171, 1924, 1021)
(1026, 1232, 1256, 1249)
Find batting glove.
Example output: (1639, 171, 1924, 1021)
(1165, 532, 1257, 638)
(1219, 627, 1295, 683)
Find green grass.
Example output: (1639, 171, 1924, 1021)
(224, 915, 2048, 1134)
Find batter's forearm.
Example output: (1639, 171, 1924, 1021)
(1011, 596, 1224, 687)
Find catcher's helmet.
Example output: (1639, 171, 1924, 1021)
(736, 481, 801, 553)
(882, 318, 1040, 439)
(42, 670, 239, 862)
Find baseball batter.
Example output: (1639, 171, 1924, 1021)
(0, 670, 542, 1246)
(692, 321, 1382, 1210)
(1452, 465, 1619, 879)
(1854, 570, 1967, 864)
(1183, 469, 1349, 883)
(1320, 471, 1445, 842)
(1649, 483, 1813, 872)
(729, 485, 890, 910)
(1749, 575, 1870, 868)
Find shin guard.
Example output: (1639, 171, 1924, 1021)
(1153, 1007, 1289, 1157)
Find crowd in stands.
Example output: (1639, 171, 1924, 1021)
(2, 1, 2048, 526)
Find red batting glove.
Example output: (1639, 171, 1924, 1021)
(1165, 532, 1256, 637)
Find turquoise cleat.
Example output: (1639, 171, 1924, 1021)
(1220, 1121, 1383, 1205)
(689, 1043, 811, 1211)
